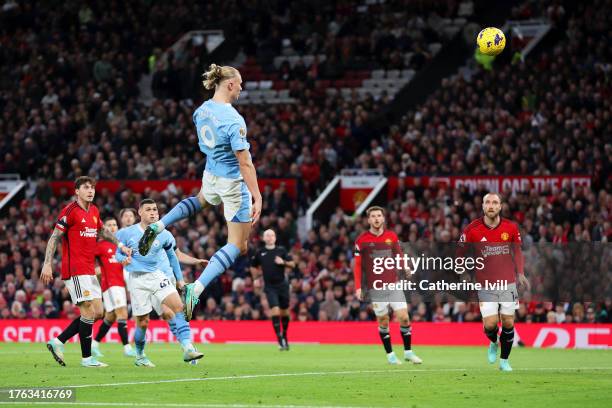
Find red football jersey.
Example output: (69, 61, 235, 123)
(353, 229, 400, 290)
(459, 217, 524, 284)
(55, 201, 103, 280)
(95, 240, 125, 291)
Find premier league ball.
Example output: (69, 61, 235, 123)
(477, 27, 506, 56)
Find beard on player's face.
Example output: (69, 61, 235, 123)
(484, 207, 500, 219)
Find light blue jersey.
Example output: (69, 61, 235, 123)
(115, 224, 179, 276)
(193, 99, 250, 179)
(159, 251, 183, 282)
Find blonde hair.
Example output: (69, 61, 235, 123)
(366, 206, 385, 217)
(202, 64, 239, 90)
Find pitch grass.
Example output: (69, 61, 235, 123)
(0, 342, 610, 408)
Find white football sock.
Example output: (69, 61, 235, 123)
(193, 281, 205, 297)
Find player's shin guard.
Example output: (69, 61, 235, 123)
(79, 316, 95, 358)
(378, 326, 393, 354)
(272, 316, 282, 343)
(500, 326, 514, 359)
(168, 319, 178, 338)
(400, 325, 412, 351)
(134, 326, 146, 356)
(117, 319, 129, 346)
(194, 243, 240, 296)
(484, 326, 498, 344)
(172, 312, 193, 351)
(95, 318, 113, 342)
(57, 317, 81, 343)
(160, 197, 202, 229)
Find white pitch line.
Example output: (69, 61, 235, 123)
(3, 367, 610, 391)
(60, 368, 469, 389)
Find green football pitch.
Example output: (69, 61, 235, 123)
(0, 343, 610, 408)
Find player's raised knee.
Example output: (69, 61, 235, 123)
(161, 309, 176, 320)
(240, 239, 248, 255)
(398, 315, 410, 326)
(171, 301, 183, 315)
(136, 316, 149, 329)
(377, 315, 390, 328)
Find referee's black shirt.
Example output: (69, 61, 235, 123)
(251, 246, 291, 285)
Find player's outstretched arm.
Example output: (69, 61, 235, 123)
(41, 228, 64, 284)
(236, 149, 262, 224)
(99, 228, 132, 257)
(175, 248, 208, 268)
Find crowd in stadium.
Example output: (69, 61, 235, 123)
(0, 0, 465, 208)
(0, 0, 610, 324)
(0, 179, 609, 323)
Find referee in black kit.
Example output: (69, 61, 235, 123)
(250, 229, 295, 350)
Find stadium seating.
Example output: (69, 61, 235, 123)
(234, 0, 463, 104)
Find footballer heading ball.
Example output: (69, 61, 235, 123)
(477, 27, 506, 56)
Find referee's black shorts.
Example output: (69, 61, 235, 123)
(264, 281, 289, 309)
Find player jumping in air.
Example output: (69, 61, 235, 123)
(42, 177, 132, 367)
(459, 192, 530, 372)
(115, 199, 204, 367)
(354, 206, 422, 365)
(91, 217, 136, 358)
(138, 63, 261, 321)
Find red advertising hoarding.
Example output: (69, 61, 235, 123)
(387, 175, 591, 199)
(0, 320, 609, 349)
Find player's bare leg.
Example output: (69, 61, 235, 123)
(139, 193, 211, 255)
(161, 293, 204, 363)
(499, 314, 515, 371)
(79, 299, 108, 367)
(483, 312, 500, 365)
(280, 308, 290, 350)
(47, 298, 103, 367)
(134, 314, 155, 367)
(377, 314, 401, 364)
(184, 221, 249, 320)
(396, 309, 422, 364)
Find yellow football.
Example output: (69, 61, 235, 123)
(477, 27, 506, 56)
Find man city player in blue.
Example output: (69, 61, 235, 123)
(116, 199, 204, 367)
(138, 64, 262, 321)
(155, 240, 209, 365)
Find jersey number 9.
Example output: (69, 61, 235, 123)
(200, 125, 216, 149)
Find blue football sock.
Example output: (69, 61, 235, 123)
(196, 243, 240, 289)
(134, 326, 146, 356)
(167, 319, 178, 338)
(160, 197, 202, 228)
(171, 312, 192, 349)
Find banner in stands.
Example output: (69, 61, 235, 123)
(50, 179, 297, 199)
(0, 320, 609, 349)
(340, 175, 382, 212)
(387, 175, 591, 199)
